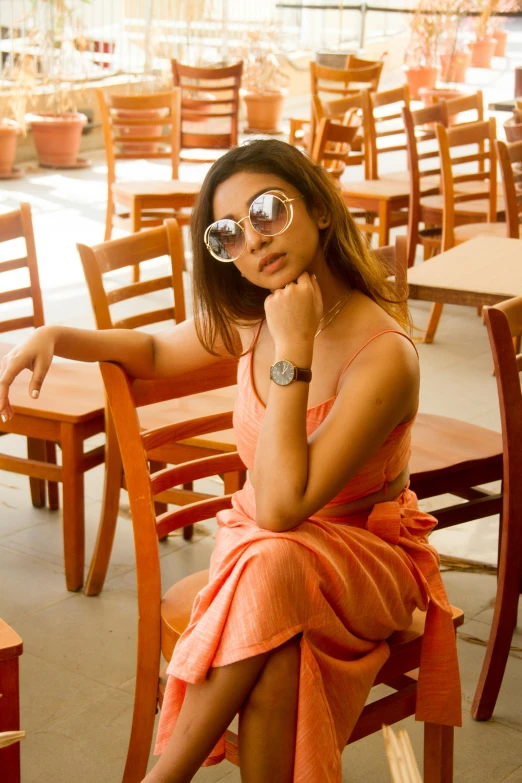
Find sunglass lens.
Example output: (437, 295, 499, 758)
(207, 219, 245, 261)
(249, 194, 288, 235)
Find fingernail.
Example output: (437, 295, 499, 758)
(31, 390, 39, 399)
(1, 413, 7, 423)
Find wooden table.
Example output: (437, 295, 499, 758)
(407, 237, 522, 308)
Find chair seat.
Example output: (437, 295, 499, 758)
(420, 193, 505, 216)
(410, 412, 503, 481)
(382, 170, 441, 193)
(0, 342, 105, 423)
(454, 221, 511, 243)
(342, 179, 411, 200)
(160, 568, 464, 666)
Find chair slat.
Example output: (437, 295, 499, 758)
(181, 132, 232, 148)
(142, 411, 234, 452)
(156, 495, 234, 538)
(131, 358, 238, 408)
(0, 315, 35, 333)
(113, 307, 174, 330)
(150, 452, 245, 495)
(0, 210, 23, 242)
(113, 136, 169, 145)
(0, 287, 32, 306)
(0, 257, 28, 274)
(106, 276, 172, 305)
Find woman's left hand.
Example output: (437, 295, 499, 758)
(264, 272, 323, 351)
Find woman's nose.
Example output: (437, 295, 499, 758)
(243, 221, 271, 253)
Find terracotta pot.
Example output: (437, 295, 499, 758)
(113, 108, 168, 153)
(439, 50, 471, 83)
(492, 29, 508, 57)
(0, 119, 20, 175)
(242, 92, 285, 133)
(504, 116, 522, 143)
(26, 112, 87, 167)
(403, 67, 439, 100)
(469, 38, 496, 68)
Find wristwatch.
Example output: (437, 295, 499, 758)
(270, 359, 312, 386)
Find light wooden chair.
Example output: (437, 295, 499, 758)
(0, 204, 106, 591)
(478, 297, 522, 720)
(99, 355, 463, 783)
(76, 222, 241, 596)
(288, 59, 383, 152)
(0, 618, 23, 783)
(171, 60, 243, 163)
(496, 139, 522, 239)
(97, 88, 200, 246)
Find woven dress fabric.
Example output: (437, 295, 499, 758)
(155, 330, 462, 782)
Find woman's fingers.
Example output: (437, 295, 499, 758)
(28, 355, 50, 400)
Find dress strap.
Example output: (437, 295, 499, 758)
(336, 330, 418, 394)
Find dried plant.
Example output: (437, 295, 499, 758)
(2, 55, 38, 133)
(236, 25, 290, 94)
(405, 0, 446, 68)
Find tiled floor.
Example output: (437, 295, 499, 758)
(1, 73, 522, 781)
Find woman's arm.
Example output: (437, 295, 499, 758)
(0, 318, 224, 421)
(253, 278, 419, 531)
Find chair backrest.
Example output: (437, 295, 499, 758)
(312, 90, 370, 176)
(368, 84, 411, 180)
(171, 60, 243, 154)
(436, 118, 497, 250)
(403, 102, 450, 267)
(311, 118, 359, 181)
(483, 297, 522, 571)
(0, 203, 44, 334)
(445, 90, 484, 126)
(310, 60, 383, 100)
(346, 54, 386, 70)
(496, 139, 522, 239)
(76, 220, 186, 331)
(97, 89, 181, 192)
(373, 235, 409, 328)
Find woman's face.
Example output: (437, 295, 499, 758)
(211, 171, 328, 290)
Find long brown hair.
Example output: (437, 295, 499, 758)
(191, 139, 409, 356)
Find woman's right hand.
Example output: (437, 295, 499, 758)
(0, 326, 56, 422)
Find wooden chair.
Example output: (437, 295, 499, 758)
(76, 222, 240, 596)
(496, 139, 522, 239)
(97, 88, 200, 247)
(0, 204, 106, 591)
(171, 60, 243, 163)
(419, 118, 503, 343)
(477, 297, 522, 721)
(288, 59, 383, 152)
(0, 618, 23, 783)
(99, 355, 463, 783)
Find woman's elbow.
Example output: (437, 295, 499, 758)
(255, 508, 304, 532)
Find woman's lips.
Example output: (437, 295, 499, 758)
(259, 253, 286, 274)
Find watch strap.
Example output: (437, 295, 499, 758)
(293, 366, 312, 382)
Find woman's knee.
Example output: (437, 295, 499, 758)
(245, 635, 301, 713)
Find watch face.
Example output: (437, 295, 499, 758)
(271, 360, 295, 386)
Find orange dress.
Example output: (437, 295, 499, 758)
(155, 330, 462, 782)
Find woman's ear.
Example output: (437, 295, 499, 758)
(314, 203, 331, 230)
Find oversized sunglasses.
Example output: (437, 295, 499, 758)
(204, 189, 304, 262)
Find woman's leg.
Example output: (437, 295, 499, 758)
(143, 651, 270, 783)
(238, 635, 301, 783)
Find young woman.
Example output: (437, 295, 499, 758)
(0, 140, 460, 783)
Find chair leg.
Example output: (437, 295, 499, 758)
(131, 197, 141, 283)
(45, 441, 60, 510)
(471, 526, 521, 720)
(182, 482, 194, 541)
(378, 202, 390, 248)
(27, 437, 46, 508)
(60, 423, 85, 592)
(423, 303, 444, 344)
(0, 656, 21, 783)
(424, 722, 454, 783)
(84, 415, 123, 596)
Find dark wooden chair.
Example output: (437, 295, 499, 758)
(477, 297, 522, 721)
(99, 354, 463, 783)
(0, 204, 106, 591)
(0, 618, 23, 783)
(171, 60, 243, 163)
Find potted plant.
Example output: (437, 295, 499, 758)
(403, 0, 444, 99)
(239, 26, 290, 133)
(24, 0, 90, 168)
(469, 0, 497, 67)
(438, 0, 472, 83)
(0, 51, 38, 178)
